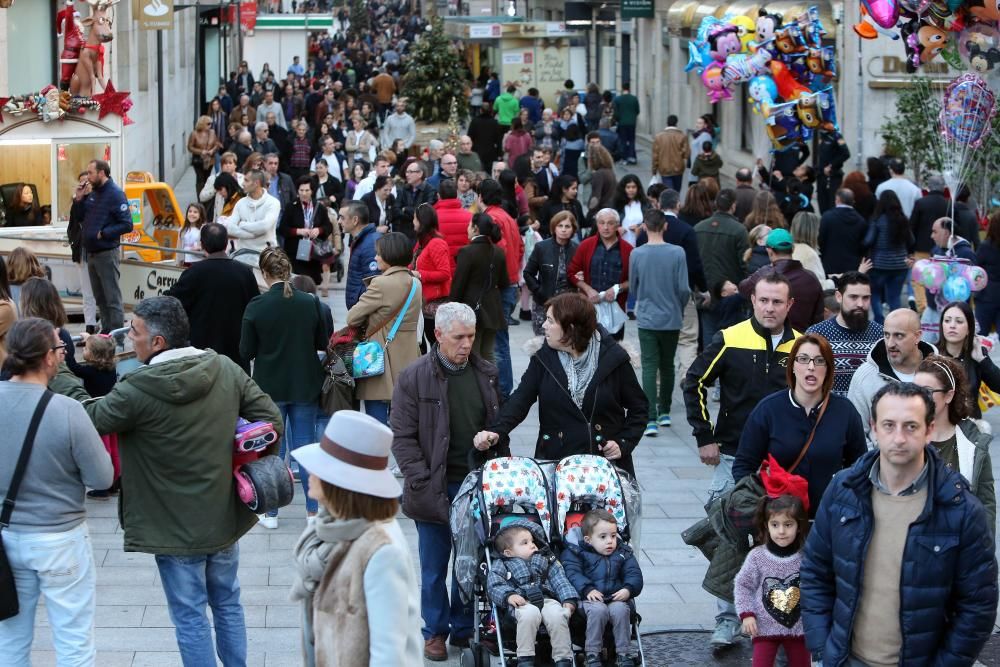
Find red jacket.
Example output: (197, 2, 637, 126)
(568, 234, 633, 309)
(413, 236, 453, 302)
(486, 205, 524, 285)
(434, 198, 472, 269)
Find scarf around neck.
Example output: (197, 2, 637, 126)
(559, 331, 601, 409)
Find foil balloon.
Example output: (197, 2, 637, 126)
(702, 64, 733, 103)
(942, 274, 972, 302)
(729, 14, 757, 52)
(686, 17, 739, 73)
(806, 47, 837, 84)
(796, 5, 827, 48)
(966, 265, 989, 292)
(796, 88, 840, 136)
(767, 102, 809, 151)
(966, 0, 1000, 23)
(748, 74, 778, 115)
(940, 73, 997, 148)
(960, 24, 1000, 76)
(753, 9, 784, 49)
(901, 18, 949, 73)
(707, 24, 743, 63)
(773, 24, 808, 59)
(723, 48, 773, 85)
(770, 60, 811, 100)
(912, 259, 946, 291)
(860, 0, 900, 29)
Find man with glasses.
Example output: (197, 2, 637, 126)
(427, 152, 459, 191)
(849, 308, 936, 443)
(682, 272, 799, 649)
(397, 161, 438, 241)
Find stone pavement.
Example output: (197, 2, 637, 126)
(33, 146, 999, 665)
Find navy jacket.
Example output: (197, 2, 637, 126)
(561, 541, 644, 599)
(732, 391, 867, 515)
(345, 224, 381, 309)
(82, 178, 133, 253)
(801, 447, 998, 667)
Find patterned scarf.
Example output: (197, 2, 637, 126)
(559, 332, 601, 409)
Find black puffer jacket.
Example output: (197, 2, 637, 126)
(490, 328, 648, 476)
(522, 237, 579, 306)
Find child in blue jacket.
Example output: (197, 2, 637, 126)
(561, 509, 643, 667)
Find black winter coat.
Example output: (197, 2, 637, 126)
(801, 447, 998, 667)
(910, 190, 949, 253)
(450, 237, 510, 331)
(976, 239, 1000, 305)
(491, 330, 648, 476)
(522, 237, 578, 306)
(818, 206, 868, 275)
(277, 199, 334, 283)
(561, 541, 644, 598)
(467, 115, 504, 172)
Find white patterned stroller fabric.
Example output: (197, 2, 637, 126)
(478, 456, 553, 536)
(554, 454, 642, 546)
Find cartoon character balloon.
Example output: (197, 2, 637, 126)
(911, 259, 947, 292)
(730, 14, 757, 52)
(753, 9, 784, 49)
(767, 101, 809, 151)
(748, 74, 778, 115)
(860, 0, 900, 29)
(770, 60, 811, 100)
(901, 17, 949, 73)
(940, 73, 997, 148)
(942, 274, 972, 302)
(702, 64, 733, 103)
(965, 265, 989, 292)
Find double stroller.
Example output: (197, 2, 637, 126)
(451, 454, 644, 667)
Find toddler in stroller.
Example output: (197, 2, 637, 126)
(487, 519, 579, 667)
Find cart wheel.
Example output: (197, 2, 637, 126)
(239, 455, 294, 513)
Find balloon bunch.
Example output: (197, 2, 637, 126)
(855, 1, 1000, 78)
(688, 5, 842, 153)
(911, 257, 988, 303)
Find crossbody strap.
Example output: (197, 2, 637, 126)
(1, 390, 54, 529)
(789, 396, 830, 474)
(386, 280, 419, 343)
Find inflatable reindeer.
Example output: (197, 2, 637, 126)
(70, 0, 119, 98)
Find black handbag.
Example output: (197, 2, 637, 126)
(0, 390, 54, 621)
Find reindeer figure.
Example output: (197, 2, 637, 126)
(70, 0, 119, 98)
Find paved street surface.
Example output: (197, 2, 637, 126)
(29, 144, 1000, 665)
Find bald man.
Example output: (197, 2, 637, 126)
(456, 135, 483, 173)
(848, 308, 937, 442)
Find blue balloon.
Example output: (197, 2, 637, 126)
(942, 275, 972, 302)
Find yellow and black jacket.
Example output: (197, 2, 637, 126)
(682, 317, 800, 456)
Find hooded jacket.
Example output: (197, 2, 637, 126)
(818, 205, 869, 275)
(847, 338, 937, 443)
(490, 328, 647, 477)
(800, 447, 998, 667)
(949, 419, 995, 535)
(682, 317, 799, 455)
(560, 540, 643, 600)
(493, 92, 520, 126)
(486, 519, 579, 609)
(83, 349, 283, 555)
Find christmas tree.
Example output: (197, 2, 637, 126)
(348, 0, 369, 41)
(401, 16, 467, 123)
(445, 97, 461, 153)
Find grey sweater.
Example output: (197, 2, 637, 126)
(629, 242, 691, 330)
(0, 383, 113, 532)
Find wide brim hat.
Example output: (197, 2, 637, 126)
(291, 410, 401, 499)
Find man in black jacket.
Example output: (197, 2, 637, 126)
(660, 189, 707, 375)
(910, 174, 949, 311)
(816, 135, 851, 213)
(395, 161, 438, 238)
(165, 224, 259, 373)
(819, 189, 869, 276)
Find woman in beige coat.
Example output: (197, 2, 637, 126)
(346, 232, 423, 425)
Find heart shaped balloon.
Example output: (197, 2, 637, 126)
(940, 73, 997, 148)
(860, 0, 900, 30)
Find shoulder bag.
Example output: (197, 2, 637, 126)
(353, 279, 419, 379)
(0, 390, 54, 620)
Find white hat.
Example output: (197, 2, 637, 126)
(291, 411, 401, 499)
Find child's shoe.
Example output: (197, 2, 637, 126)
(586, 654, 603, 667)
(617, 655, 636, 667)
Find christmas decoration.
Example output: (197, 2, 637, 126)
(0, 85, 122, 124)
(71, 0, 120, 98)
(0, 97, 9, 123)
(93, 80, 133, 124)
(402, 16, 467, 123)
(347, 0, 369, 41)
(56, 0, 84, 89)
(445, 97, 461, 154)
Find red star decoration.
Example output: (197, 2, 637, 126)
(0, 97, 9, 123)
(92, 80, 133, 125)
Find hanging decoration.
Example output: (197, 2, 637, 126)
(0, 84, 119, 124)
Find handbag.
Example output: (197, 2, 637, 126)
(295, 237, 313, 262)
(311, 237, 335, 260)
(719, 396, 829, 553)
(320, 354, 355, 416)
(0, 390, 54, 621)
(353, 279, 419, 379)
(423, 298, 448, 319)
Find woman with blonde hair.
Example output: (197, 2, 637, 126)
(744, 224, 773, 274)
(188, 115, 223, 193)
(791, 211, 830, 288)
(743, 191, 786, 231)
(240, 247, 327, 528)
(7, 247, 46, 308)
(241, 151, 264, 175)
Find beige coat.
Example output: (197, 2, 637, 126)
(346, 265, 422, 401)
(0, 299, 15, 367)
(652, 127, 690, 177)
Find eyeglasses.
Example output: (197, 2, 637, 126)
(51, 343, 67, 353)
(918, 386, 949, 394)
(406, 169, 422, 174)
(793, 354, 827, 367)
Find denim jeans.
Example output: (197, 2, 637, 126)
(272, 401, 319, 515)
(617, 125, 637, 162)
(869, 268, 908, 324)
(415, 482, 473, 640)
(707, 454, 738, 625)
(363, 399, 390, 426)
(494, 285, 519, 399)
(0, 523, 96, 666)
(86, 248, 124, 332)
(662, 174, 683, 191)
(154, 544, 247, 667)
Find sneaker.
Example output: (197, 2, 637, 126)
(586, 654, 603, 667)
(424, 635, 448, 661)
(658, 414, 672, 427)
(643, 422, 658, 437)
(507, 317, 520, 326)
(627, 311, 636, 321)
(617, 655, 636, 667)
(709, 618, 740, 647)
(258, 515, 278, 530)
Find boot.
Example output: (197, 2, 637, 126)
(586, 654, 603, 667)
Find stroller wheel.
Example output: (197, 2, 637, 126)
(239, 455, 294, 513)
(459, 647, 477, 667)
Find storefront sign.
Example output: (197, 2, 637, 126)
(866, 55, 958, 87)
(545, 22, 570, 36)
(120, 261, 183, 306)
(621, 0, 653, 19)
(227, 0, 257, 32)
(134, 0, 174, 30)
(469, 23, 501, 39)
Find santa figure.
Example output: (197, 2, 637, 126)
(57, 0, 84, 90)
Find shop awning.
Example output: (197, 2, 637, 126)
(665, 1, 836, 38)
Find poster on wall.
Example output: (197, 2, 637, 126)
(534, 46, 569, 107)
(133, 0, 174, 30)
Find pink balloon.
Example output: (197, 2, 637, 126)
(861, 0, 900, 30)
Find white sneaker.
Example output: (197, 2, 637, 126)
(258, 515, 278, 530)
(307, 516, 317, 527)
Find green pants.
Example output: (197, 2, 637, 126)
(638, 327, 680, 418)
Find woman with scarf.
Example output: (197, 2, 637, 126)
(474, 292, 648, 476)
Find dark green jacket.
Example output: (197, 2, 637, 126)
(240, 283, 326, 404)
(612, 93, 640, 127)
(84, 349, 282, 555)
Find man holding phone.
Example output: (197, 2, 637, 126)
(81, 159, 133, 333)
(67, 171, 99, 334)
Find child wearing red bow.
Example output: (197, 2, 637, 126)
(734, 456, 811, 667)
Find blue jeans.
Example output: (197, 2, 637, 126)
(273, 401, 319, 515)
(662, 174, 683, 191)
(618, 124, 637, 161)
(363, 399, 390, 426)
(869, 268, 908, 324)
(0, 523, 96, 666)
(707, 455, 738, 625)
(494, 285, 518, 399)
(154, 544, 246, 667)
(415, 482, 473, 640)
